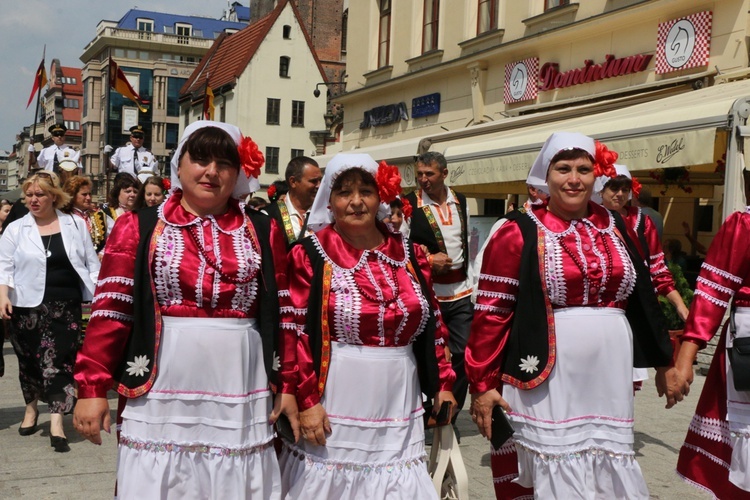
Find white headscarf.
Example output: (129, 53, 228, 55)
(170, 120, 260, 199)
(526, 132, 596, 195)
(307, 153, 390, 233)
(592, 164, 632, 204)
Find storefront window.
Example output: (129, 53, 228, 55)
(167, 77, 186, 117)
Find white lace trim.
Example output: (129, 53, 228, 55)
(477, 290, 517, 302)
(278, 289, 291, 298)
(97, 276, 134, 287)
(478, 274, 519, 286)
(681, 442, 730, 470)
(284, 443, 427, 473)
(695, 289, 730, 309)
(92, 292, 133, 304)
(490, 439, 517, 455)
(475, 303, 512, 314)
(514, 439, 636, 462)
(90, 309, 134, 322)
(697, 276, 735, 296)
(649, 251, 665, 262)
(702, 263, 743, 284)
(310, 232, 409, 272)
(688, 414, 731, 444)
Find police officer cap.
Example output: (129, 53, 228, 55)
(49, 123, 67, 135)
(129, 125, 145, 137)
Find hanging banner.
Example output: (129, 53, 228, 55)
(655, 11, 712, 74)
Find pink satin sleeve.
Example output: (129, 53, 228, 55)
(74, 212, 140, 398)
(682, 211, 750, 348)
(268, 219, 296, 395)
(466, 221, 523, 394)
(413, 243, 456, 392)
(643, 213, 676, 296)
(285, 243, 321, 411)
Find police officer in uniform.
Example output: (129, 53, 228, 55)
(28, 123, 82, 175)
(105, 125, 158, 180)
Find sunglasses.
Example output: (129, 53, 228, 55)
(51, 132, 64, 137)
(131, 134, 144, 139)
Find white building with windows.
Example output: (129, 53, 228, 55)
(180, 0, 327, 190)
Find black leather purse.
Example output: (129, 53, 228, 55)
(727, 307, 750, 391)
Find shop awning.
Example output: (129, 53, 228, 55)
(437, 79, 750, 187)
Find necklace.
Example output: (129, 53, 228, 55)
(358, 259, 400, 305)
(44, 234, 54, 258)
(186, 223, 258, 285)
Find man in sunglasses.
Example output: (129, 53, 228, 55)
(105, 124, 158, 181)
(28, 123, 82, 175)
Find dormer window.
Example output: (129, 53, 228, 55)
(175, 23, 192, 44)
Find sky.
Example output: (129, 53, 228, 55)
(0, 0, 239, 152)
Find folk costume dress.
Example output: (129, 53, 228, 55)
(467, 201, 651, 500)
(676, 208, 750, 498)
(279, 224, 455, 500)
(74, 191, 293, 499)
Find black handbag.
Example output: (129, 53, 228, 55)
(727, 307, 750, 391)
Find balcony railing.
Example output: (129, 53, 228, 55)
(84, 27, 215, 52)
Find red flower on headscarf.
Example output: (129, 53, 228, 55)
(401, 197, 413, 219)
(631, 177, 642, 199)
(376, 161, 402, 203)
(267, 184, 277, 200)
(593, 141, 618, 179)
(238, 136, 264, 179)
(162, 178, 171, 191)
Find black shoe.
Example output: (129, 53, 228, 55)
(50, 435, 70, 453)
(18, 410, 39, 436)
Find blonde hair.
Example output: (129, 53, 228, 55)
(22, 173, 71, 210)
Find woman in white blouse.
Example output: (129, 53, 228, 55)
(0, 172, 100, 452)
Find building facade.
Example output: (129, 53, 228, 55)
(333, 0, 750, 252)
(79, 7, 247, 196)
(180, 0, 328, 190)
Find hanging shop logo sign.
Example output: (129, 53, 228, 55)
(504, 58, 539, 104)
(539, 53, 652, 91)
(655, 11, 712, 74)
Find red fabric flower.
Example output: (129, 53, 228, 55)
(401, 197, 413, 219)
(238, 136, 264, 179)
(376, 161, 402, 203)
(631, 177, 642, 199)
(593, 141, 618, 179)
(267, 184, 277, 200)
(162, 178, 171, 191)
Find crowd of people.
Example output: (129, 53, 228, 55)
(0, 120, 747, 499)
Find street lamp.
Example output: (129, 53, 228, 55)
(313, 79, 347, 98)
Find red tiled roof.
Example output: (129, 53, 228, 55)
(180, 0, 327, 100)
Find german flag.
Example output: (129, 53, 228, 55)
(109, 56, 149, 112)
(26, 59, 48, 109)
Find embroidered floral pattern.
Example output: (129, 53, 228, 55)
(519, 355, 540, 374)
(125, 355, 150, 377)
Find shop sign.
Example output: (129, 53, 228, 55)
(412, 93, 441, 118)
(539, 53, 652, 91)
(655, 11, 712, 74)
(504, 58, 539, 103)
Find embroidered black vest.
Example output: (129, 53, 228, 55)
(404, 189, 470, 275)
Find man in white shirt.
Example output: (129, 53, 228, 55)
(404, 151, 472, 426)
(106, 125, 158, 181)
(266, 156, 322, 250)
(28, 123, 82, 175)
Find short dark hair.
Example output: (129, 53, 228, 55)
(285, 156, 319, 183)
(179, 126, 240, 170)
(389, 198, 403, 210)
(108, 172, 141, 207)
(416, 151, 447, 170)
(603, 175, 632, 192)
(330, 167, 377, 195)
(134, 175, 167, 209)
(549, 148, 593, 165)
(269, 179, 288, 202)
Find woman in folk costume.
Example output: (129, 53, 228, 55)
(675, 169, 750, 498)
(594, 164, 689, 387)
(466, 132, 684, 499)
(73, 121, 299, 499)
(279, 153, 456, 499)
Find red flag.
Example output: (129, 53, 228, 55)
(26, 59, 48, 109)
(109, 57, 149, 112)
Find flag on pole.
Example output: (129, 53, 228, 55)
(203, 84, 214, 120)
(109, 57, 149, 112)
(26, 59, 48, 108)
